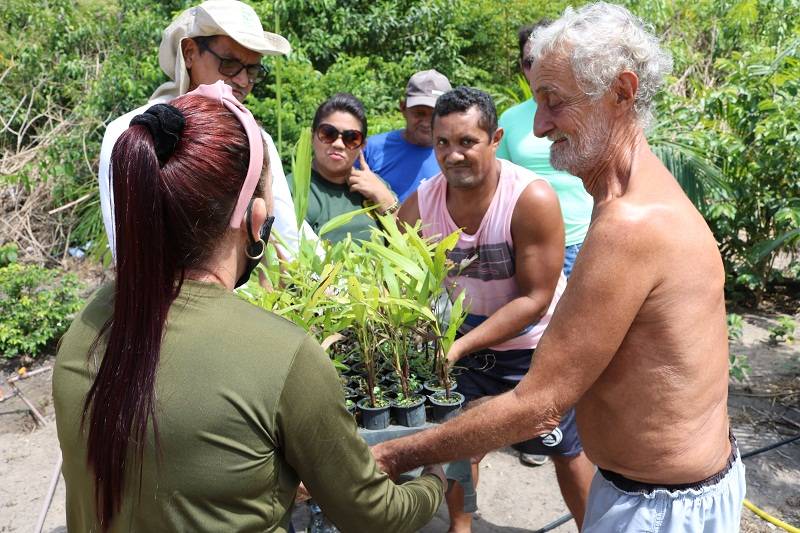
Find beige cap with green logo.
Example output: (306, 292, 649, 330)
(151, 0, 291, 100)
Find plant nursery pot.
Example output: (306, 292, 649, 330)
(380, 373, 399, 386)
(428, 391, 465, 423)
(343, 387, 358, 401)
(357, 398, 391, 430)
(423, 379, 458, 396)
(390, 395, 427, 427)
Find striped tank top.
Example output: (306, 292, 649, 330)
(418, 159, 565, 351)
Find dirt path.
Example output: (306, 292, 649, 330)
(1, 311, 797, 532)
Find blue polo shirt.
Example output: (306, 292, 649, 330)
(363, 130, 441, 201)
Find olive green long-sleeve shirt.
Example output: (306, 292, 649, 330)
(54, 281, 441, 532)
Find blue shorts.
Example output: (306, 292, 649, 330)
(584, 438, 746, 532)
(563, 243, 581, 278)
(455, 349, 583, 457)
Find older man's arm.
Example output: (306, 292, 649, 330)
(373, 207, 662, 476)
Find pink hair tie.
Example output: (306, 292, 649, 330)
(186, 81, 264, 228)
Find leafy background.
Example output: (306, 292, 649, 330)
(1, 0, 798, 304)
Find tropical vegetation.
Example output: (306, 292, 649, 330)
(1, 0, 797, 324)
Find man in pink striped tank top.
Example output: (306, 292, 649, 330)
(397, 87, 595, 532)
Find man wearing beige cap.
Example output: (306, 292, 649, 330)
(98, 0, 310, 260)
(362, 69, 452, 201)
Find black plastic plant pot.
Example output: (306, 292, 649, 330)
(343, 387, 358, 401)
(428, 391, 465, 423)
(380, 373, 400, 386)
(357, 398, 390, 430)
(390, 395, 427, 427)
(423, 379, 458, 396)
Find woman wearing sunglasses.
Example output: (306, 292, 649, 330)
(53, 82, 444, 533)
(289, 93, 398, 243)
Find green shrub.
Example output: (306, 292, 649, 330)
(727, 313, 744, 343)
(0, 244, 18, 267)
(0, 263, 84, 359)
(1, 0, 797, 304)
(768, 315, 796, 345)
(728, 353, 751, 383)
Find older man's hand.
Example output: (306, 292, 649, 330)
(371, 440, 404, 480)
(373, 442, 447, 494)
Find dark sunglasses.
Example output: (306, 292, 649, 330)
(198, 42, 267, 84)
(316, 123, 364, 150)
(522, 57, 534, 70)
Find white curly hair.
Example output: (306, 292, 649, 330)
(529, 2, 673, 128)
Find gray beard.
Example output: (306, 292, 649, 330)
(549, 118, 609, 177)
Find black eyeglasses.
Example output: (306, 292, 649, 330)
(198, 42, 267, 84)
(316, 123, 364, 150)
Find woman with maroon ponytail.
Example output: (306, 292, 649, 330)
(54, 81, 444, 533)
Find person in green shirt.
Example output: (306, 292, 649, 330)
(497, 21, 594, 277)
(53, 82, 444, 533)
(288, 93, 398, 244)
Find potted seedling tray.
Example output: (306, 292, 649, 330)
(357, 422, 475, 509)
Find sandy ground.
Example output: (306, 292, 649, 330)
(1, 311, 797, 532)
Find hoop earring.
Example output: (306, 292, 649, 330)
(245, 239, 266, 260)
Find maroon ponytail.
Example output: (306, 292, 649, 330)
(83, 95, 265, 529)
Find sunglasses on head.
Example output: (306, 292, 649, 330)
(316, 123, 364, 150)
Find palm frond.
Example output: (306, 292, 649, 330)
(650, 136, 730, 208)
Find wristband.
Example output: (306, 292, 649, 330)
(381, 200, 400, 215)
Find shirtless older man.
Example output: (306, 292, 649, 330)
(373, 3, 746, 531)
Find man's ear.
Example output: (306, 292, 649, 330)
(491, 126, 504, 148)
(613, 71, 638, 117)
(399, 99, 407, 113)
(181, 38, 198, 69)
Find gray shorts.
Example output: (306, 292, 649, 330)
(583, 446, 746, 532)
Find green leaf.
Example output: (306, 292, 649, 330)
(318, 205, 378, 237)
(291, 127, 313, 230)
(363, 241, 426, 282)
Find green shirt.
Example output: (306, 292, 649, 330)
(287, 169, 379, 244)
(497, 99, 593, 246)
(54, 281, 441, 533)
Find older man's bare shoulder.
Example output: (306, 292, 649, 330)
(589, 198, 671, 252)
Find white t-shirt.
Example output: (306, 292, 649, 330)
(98, 98, 315, 260)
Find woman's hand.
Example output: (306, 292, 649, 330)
(348, 151, 396, 213)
